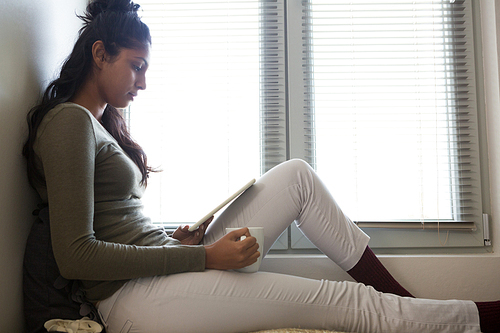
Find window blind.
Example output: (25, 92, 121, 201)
(298, 0, 481, 231)
(132, 0, 262, 223)
(130, 0, 484, 248)
(260, 0, 287, 173)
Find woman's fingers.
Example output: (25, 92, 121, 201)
(204, 229, 261, 270)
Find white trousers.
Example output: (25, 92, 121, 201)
(97, 159, 480, 333)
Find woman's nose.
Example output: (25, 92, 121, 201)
(136, 76, 146, 90)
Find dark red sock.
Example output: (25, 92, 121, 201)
(347, 246, 414, 298)
(476, 300, 500, 333)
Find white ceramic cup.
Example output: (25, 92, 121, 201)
(225, 227, 264, 273)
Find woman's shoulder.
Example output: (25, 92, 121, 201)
(44, 102, 96, 125)
(36, 102, 100, 140)
(35, 103, 121, 156)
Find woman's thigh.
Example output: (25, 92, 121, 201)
(202, 159, 369, 270)
(202, 159, 307, 253)
(97, 270, 480, 333)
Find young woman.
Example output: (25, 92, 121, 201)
(22, 0, 499, 332)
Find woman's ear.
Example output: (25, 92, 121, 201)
(92, 40, 107, 69)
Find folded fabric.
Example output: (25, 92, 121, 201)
(44, 317, 103, 333)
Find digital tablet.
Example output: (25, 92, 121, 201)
(188, 178, 256, 232)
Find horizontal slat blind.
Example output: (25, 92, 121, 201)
(260, 0, 287, 173)
(131, 0, 261, 223)
(301, 0, 481, 227)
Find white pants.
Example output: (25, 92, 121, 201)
(97, 159, 480, 333)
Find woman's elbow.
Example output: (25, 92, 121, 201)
(57, 264, 80, 280)
(53, 245, 96, 280)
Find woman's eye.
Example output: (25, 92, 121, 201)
(133, 65, 142, 71)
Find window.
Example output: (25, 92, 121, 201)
(131, 0, 486, 250)
(130, 0, 261, 224)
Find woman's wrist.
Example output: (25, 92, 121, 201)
(204, 244, 216, 269)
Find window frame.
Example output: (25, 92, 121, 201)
(270, 0, 489, 252)
(132, 0, 490, 252)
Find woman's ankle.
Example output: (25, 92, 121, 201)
(347, 246, 414, 298)
(475, 300, 500, 333)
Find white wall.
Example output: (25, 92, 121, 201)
(0, 0, 85, 331)
(262, 0, 500, 303)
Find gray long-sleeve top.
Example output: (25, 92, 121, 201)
(33, 102, 206, 302)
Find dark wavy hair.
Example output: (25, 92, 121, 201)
(23, 0, 153, 188)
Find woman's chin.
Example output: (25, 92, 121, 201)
(109, 100, 132, 110)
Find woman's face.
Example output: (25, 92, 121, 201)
(97, 44, 150, 109)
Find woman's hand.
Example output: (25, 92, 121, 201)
(204, 227, 260, 270)
(172, 216, 214, 245)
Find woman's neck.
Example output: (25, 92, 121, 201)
(69, 79, 106, 122)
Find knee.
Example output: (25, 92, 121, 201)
(265, 159, 314, 183)
(274, 159, 315, 182)
(285, 158, 313, 173)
